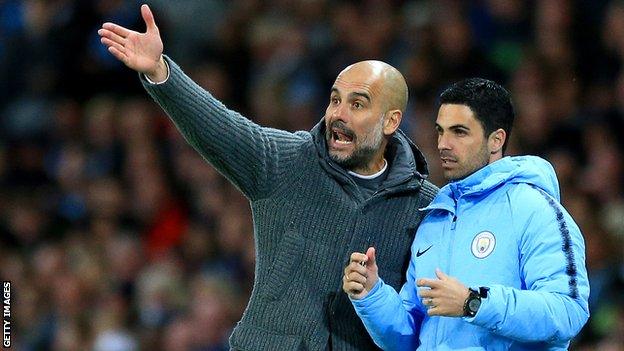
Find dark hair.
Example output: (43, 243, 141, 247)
(439, 78, 515, 153)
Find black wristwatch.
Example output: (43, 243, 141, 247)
(463, 287, 489, 317)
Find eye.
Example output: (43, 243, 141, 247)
(352, 101, 363, 109)
(331, 97, 340, 105)
(455, 129, 467, 136)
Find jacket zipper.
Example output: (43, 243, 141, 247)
(442, 205, 458, 344)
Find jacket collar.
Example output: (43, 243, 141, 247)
(422, 156, 560, 213)
(422, 158, 510, 214)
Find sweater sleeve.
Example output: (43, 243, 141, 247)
(466, 189, 590, 345)
(141, 56, 308, 200)
(350, 248, 425, 350)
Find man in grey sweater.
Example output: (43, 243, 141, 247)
(99, 5, 437, 350)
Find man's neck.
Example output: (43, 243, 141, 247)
(349, 158, 388, 179)
(349, 141, 389, 175)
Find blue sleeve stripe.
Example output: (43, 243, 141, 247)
(531, 185, 579, 299)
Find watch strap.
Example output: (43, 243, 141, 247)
(463, 288, 480, 317)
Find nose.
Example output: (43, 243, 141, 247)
(330, 101, 347, 121)
(438, 133, 451, 151)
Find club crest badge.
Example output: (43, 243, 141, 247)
(471, 231, 496, 259)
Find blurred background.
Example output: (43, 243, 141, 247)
(0, 0, 623, 350)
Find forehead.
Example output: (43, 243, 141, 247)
(436, 104, 480, 127)
(332, 65, 385, 98)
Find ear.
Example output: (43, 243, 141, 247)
(383, 110, 402, 135)
(488, 128, 506, 155)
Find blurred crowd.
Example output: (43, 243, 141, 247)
(1, 0, 623, 350)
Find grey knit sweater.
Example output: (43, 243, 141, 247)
(142, 57, 438, 350)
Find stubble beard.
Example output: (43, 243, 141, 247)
(446, 142, 490, 181)
(327, 116, 386, 171)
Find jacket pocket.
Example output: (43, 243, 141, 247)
(260, 225, 305, 301)
(230, 324, 304, 350)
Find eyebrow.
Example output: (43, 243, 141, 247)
(349, 91, 371, 103)
(331, 87, 371, 103)
(436, 123, 470, 131)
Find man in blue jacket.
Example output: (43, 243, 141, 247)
(343, 78, 590, 350)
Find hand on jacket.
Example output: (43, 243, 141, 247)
(98, 4, 167, 82)
(343, 247, 378, 300)
(417, 268, 470, 317)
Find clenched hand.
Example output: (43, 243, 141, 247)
(343, 247, 379, 300)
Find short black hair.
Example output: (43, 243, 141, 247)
(439, 78, 515, 153)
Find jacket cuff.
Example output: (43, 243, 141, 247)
(140, 55, 174, 86)
(463, 284, 502, 333)
(350, 278, 385, 308)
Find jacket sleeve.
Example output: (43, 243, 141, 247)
(466, 188, 590, 344)
(141, 56, 307, 201)
(350, 249, 425, 350)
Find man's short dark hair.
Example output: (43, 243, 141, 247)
(439, 78, 515, 153)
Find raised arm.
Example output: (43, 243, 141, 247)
(98, 5, 306, 201)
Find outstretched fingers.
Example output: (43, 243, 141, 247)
(106, 45, 128, 63)
(100, 37, 125, 55)
(98, 28, 127, 47)
(101, 22, 132, 39)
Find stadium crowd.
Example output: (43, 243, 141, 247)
(0, 0, 623, 350)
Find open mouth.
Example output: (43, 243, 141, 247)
(331, 128, 354, 144)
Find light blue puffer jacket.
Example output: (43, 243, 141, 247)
(351, 156, 590, 350)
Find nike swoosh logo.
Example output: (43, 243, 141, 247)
(416, 245, 433, 257)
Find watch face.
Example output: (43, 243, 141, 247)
(468, 298, 481, 312)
